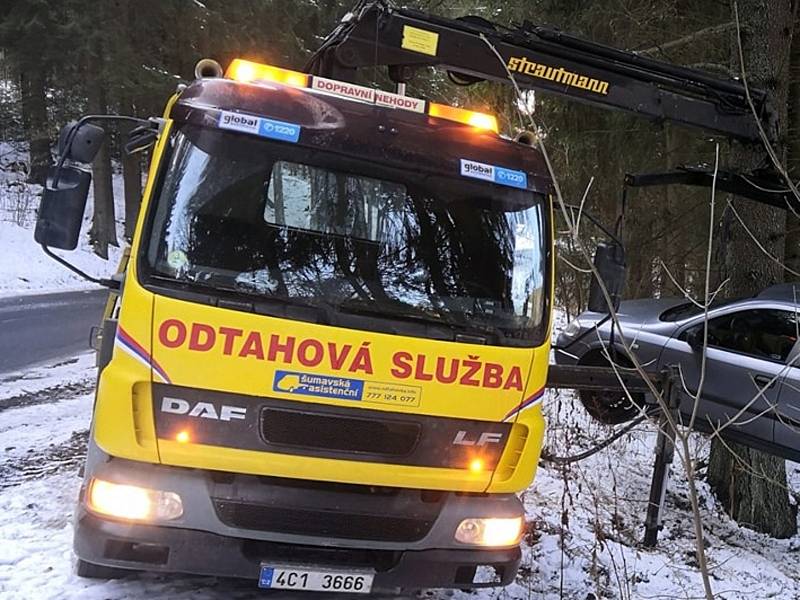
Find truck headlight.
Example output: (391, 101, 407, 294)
(87, 478, 183, 522)
(455, 517, 523, 547)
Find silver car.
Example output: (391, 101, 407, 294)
(554, 283, 800, 460)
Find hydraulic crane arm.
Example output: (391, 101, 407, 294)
(625, 166, 800, 212)
(308, 2, 772, 143)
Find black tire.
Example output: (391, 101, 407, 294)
(75, 559, 132, 579)
(577, 352, 643, 425)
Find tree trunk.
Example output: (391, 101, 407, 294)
(707, 441, 796, 538)
(661, 123, 687, 296)
(89, 133, 117, 259)
(121, 147, 141, 242)
(86, 58, 117, 259)
(113, 2, 142, 243)
(627, 219, 655, 299)
(19, 64, 51, 185)
(120, 99, 142, 243)
(786, 15, 800, 275)
(707, 0, 797, 539)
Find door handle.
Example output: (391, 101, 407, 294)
(752, 374, 777, 389)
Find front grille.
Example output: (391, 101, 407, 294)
(154, 383, 512, 468)
(260, 408, 420, 456)
(214, 499, 435, 542)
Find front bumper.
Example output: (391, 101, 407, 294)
(75, 513, 521, 590)
(74, 441, 523, 590)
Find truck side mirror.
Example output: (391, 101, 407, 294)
(57, 121, 106, 163)
(34, 121, 106, 251)
(587, 241, 626, 313)
(34, 165, 92, 250)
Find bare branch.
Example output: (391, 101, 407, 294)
(725, 199, 800, 278)
(637, 21, 735, 57)
(558, 254, 594, 274)
(574, 176, 595, 240)
(688, 143, 720, 433)
(658, 259, 729, 309)
(688, 62, 735, 77)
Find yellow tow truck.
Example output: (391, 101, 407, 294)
(34, 1, 771, 593)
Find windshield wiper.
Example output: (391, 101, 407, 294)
(334, 299, 451, 326)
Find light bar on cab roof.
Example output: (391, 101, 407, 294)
(428, 103, 499, 133)
(224, 58, 499, 134)
(226, 58, 309, 88)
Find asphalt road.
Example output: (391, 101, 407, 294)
(0, 289, 108, 374)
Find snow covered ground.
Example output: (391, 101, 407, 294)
(0, 142, 124, 297)
(0, 220, 122, 297)
(1, 348, 798, 599)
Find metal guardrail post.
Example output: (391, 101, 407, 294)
(642, 368, 679, 547)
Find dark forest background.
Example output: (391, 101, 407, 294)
(3, 0, 796, 296)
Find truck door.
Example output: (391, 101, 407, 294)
(668, 309, 792, 448)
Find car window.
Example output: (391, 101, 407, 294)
(684, 309, 799, 362)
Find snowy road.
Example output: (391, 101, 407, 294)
(0, 289, 106, 375)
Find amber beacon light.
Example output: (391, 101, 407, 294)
(226, 58, 309, 88)
(428, 102, 499, 133)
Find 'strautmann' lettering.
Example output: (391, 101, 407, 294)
(506, 56, 609, 96)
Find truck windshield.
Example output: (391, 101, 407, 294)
(145, 125, 548, 346)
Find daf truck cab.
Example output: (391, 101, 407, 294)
(36, 58, 553, 592)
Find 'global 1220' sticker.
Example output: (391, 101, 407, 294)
(460, 159, 528, 189)
(273, 370, 421, 406)
(218, 110, 301, 143)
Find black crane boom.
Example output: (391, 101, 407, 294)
(309, 2, 772, 143)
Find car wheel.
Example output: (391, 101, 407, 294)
(75, 559, 132, 579)
(577, 352, 643, 425)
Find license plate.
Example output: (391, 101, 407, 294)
(258, 564, 374, 593)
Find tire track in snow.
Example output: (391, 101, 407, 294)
(0, 355, 96, 491)
(0, 380, 95, 414)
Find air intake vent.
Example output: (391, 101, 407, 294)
(213, 500, 434, 542)
(260, 408, 420, 456)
